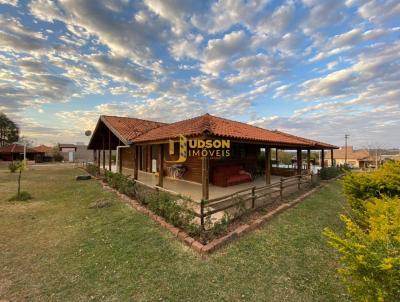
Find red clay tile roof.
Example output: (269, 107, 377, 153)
(133, 114, 337, 148)
(101, 115, 167, 142)
(32, 145, 53, 153)
(0, 144, 37, 154)
(333, 146, 370, 160)
(272, 130, 338, 149)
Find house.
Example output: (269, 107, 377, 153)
(88, 114, 338, 201)
(0, 143, 41, 161)
(32, 145, 54, 162)
(330, 146, 373, 168)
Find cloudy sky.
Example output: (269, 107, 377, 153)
(0, 0, 399, 148)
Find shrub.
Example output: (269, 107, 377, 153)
(8, 162, 17, 173)
(86, 163, 100, 177)
(146, 192, 199, 235)
(53, 153, 64, 162)
(320, 166, 343, 180)
(324, 196, 400, 302)
(342, 161, 400, 223)
(9, 191, 32, 201)
(324, 161, 400, 301)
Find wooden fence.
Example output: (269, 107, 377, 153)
(199, 174, 312, 227)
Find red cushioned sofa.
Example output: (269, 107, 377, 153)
(211, 164, 252, 187)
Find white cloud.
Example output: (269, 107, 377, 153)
(0, 0, 18, 6)
(29, 0, 64, 23)
(192, 0, 270, 33)
(201, 30, 249, 75)
(358, 0, 400, 24)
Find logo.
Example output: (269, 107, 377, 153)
(166, 135, 230, 163)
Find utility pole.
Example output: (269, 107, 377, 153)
(344, 134, 350, 165)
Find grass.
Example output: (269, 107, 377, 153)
(0, 165, 350, 301)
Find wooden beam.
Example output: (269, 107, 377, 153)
(265, 147, 271, 184)
(201, 155, 209, 200)
(275, 148, 278, 164)
(133, 146, 138, 180)
(158, 144, 164, 187)
(297, 149, 302, 175)
(321, 149, 325, 168)
(108, 129, 111, 171)
(97, 149, 100, 168)
(307, 149, 311, 172)
(331, 149, 334, 167)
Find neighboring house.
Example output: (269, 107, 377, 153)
(32, 145, 54, 162)
(0, 143, 41, 161)
(88, 114, 338, 201)
(331, 146, 373, 168)
(59, 143, 77, 162)
(58, 143, 94, 162)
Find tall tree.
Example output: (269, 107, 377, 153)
(0, 113, 20, 146)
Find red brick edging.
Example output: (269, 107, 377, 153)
(94, 177, 322, 254)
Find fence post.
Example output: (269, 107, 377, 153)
(297, 175, 301, 190)
(280, 177, 284, 201)
(200, 199, 205, 229)
(251, 186, 256, 208)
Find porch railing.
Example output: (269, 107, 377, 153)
(199, 174, 312, 228)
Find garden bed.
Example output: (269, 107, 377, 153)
(86, 164, 322, 253)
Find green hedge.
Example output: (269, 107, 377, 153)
(102, 170, 201, 236)
(319, 166, 343, 180)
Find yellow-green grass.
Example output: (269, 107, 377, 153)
(0, 165, 349, 301)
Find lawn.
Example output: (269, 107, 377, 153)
(0, 165, 350, 301)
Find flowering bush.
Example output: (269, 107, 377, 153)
(342, 161, 400, 225)
(324, 161, 400, 301)
(323, 196, 400, 301)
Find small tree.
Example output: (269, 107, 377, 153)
(9, 160, 32, 201)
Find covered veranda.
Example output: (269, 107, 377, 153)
(127, 139, 336, 202)
(88, 114, 338, 202)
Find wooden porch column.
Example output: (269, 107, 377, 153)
(108, 130, 112, 171)
(297, 149, 302, 175)
(265, 147, 271, 184)
(158, 144, 164, 187)
(331, 149, 334, 167)
(307, 149, 311, 172)
(275, 148, 278, 166)
(102, 135, 105, 170)
(97, 149, 100, 167)
(93, 150, 96, 163)
(201, 156, 209, 200)
(118, 148, 122, 173)
(321, 149, 325, 168)
(133, 146, 138, 180)
(147, 146, 152, 172)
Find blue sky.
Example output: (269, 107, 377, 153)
(0, 0, 399, 148)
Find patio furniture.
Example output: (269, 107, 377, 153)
(211, 164, 252, 187)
